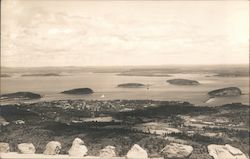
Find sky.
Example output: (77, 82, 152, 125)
(1, 0, 249, 67)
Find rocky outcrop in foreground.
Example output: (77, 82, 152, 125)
(0, 92, 41, 100)
(160, 143, 193, 159)
(208, 87, 242, 97)
(99, 146, 116, 157)
(0, 139, 248, 159)
(68, 138, 88, 157)
(0, 143, 9, 153)
(118, 83, 146, 88)
(167, 79, 200, 85)
(17, 143, 36, 154)
(208, 144, 247, 159)
(43, 141, 61, 155)
(61, 88, 94, 95)
(126, 144, 148, 159)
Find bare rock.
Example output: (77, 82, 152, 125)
(126, 144, 148, 159)
(17, 143, 36, 154)
(207, 144, 247, 159)
(0, 143, 10, 153)
(43, 141, 61, 155)
(99, 146, 116, 157)
(68, 138, 88, 157)
(161, 143, 193, 159)
(14, 120, 25, 125)
(2, 122, 10, 126)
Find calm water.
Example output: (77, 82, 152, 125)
(1, 72, 249, 106)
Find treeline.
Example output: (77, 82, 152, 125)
(117, 103, 217, 119)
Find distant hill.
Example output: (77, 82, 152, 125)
(167, 79, 200, 85)
(61, 88, 94, 95)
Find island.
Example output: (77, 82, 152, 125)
(61, 88, 94, 95)
(166, 79, 200, 85)
(0, 92, 41, 100)
(116, 68, 173, 77)
(22, 73, 61, 77)
(117, 83, 146, 88)
(208, 87, 242, 97)
(1, 74, 11, 78)
(117, 72, 171, 77)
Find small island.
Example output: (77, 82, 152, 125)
(61, 88, 94, 95)
(22, 73, 61, 77)
(167, 79, 200, 85)
(208, 87, 242, 97)
(1, 74, 11, 78)
(117, 83, 146, 88)
(0, 92, 41, 100)
(117, 72, 171, 77)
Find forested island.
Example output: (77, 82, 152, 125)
(117, 83, 146, 88)
(22, 73, 61, 77)
(208, 87, 242, 97)
(61, 88, 94, 95)
(167, 79, 200, 85)
(0, 92, 41, 100)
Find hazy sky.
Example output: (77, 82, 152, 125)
(1, 0, 249, 67)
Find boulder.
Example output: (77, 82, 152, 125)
(207, 144, 247, 159)
(17, 143, 36, 154)
(99, 145, 116, 157)
(126, 144, 148, 159)
(0, 143, 10, 153)
(43, 141, 61, 155)
(161, 143, 193, 159)
(68, 138, 88, 157)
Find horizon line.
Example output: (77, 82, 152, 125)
(1, 63, 249, 68)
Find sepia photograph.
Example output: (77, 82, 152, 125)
(0, 0, 249, 159)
